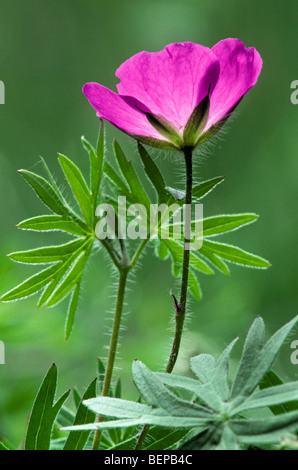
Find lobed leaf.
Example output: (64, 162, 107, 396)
(58, 153, 93, 226)
(259, 371, 298, 415)
(25, 364, 70, 450)
(18, 169, 67, 215)
(202, 239, 271, 269)
(1, 264, 61, 301)
(63, 379, 97, 450)
(7, 238, 86, 265)
(203, 213, 259, 237)
(17, 215, 88, 236)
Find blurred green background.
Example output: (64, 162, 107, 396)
(0, 0, 297, 446)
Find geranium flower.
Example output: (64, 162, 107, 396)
(83, 39, 262, 150)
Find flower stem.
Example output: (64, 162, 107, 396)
(92, 267, 129, 450)
(134, 147, 193, 450)
(166, 146, 193, 373)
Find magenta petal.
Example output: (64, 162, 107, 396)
(206, 39, 263, 130)
(82, 83, 165, 140)
(116, 42, 220, 129)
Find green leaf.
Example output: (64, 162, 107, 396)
(58, 153, 93, 226)
(114, 378, 122, 399)
(64, 283, 80, 340)
(63, 379, 97, 450)
(190, 354, 216, 384)
(231, 316, 266, 399)
(231, 411, 298, 444)
(211, 338, 238, 401)
(1, 264, 61, 301)
(18, 169, 67, 215)
(202, 239, 271, 269)
(97, 358, 106, 393)
(62, 415, 211, 432)
(7, 239, 86, 264)
(138, 143, 167, 203)
(104, 161, 131, 197)
(198, 244, 230, 275)
(203, 213, 259, 237)
(72, 388, 82, 409)
(37, 239, 89, 308)
(234, 382, 298, 414)
(259, 371, 298, 415)
(56, 406, 76, 427)
(0, 442, 9, 450)
(192, 176, 225, 201)
(132, 360, 211, 418)
(17, 215, 88, 236)
(216, 425, 239, 451)
(143, 428, 189, 451)
(46, 247, 91, 307)
(83, 396, 152, 418)
(188, 269, 202, 301)
(232, 315, 298, 408)
(164, 239, 214, 276)
(156, 372, 222, 412)
(113, 140, 150, 210)
(25, 364, 70, 450)
(81, 121, 104, 199)
(155, 240, 169, 260)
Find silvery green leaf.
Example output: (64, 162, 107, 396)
(231, 411, 298, 444)
(232, 315, 298, 408)
(132, 360, 211, 418)
(231, 316, 265, 399)
(233, 382, 298, 414)
(190, 354, 216, 384)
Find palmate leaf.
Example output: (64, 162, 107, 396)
(62, 316, 298, 450)
(36, 238, 91, 308)
(1, 129, 106, 338)
(25, 364, 70, 450)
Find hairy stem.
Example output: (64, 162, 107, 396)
(92, 267, 129, 450)
(135, 147, 193, 450)
(166, 146, 193, 373)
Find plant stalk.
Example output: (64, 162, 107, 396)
(92, 267, 129, 450)
(166, 146, 193, 373)
(135, 147, 193, 450)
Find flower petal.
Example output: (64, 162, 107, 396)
(82, 82, 166, 141)
(116, 42, 220, 130)
(206, 38, 263, 129)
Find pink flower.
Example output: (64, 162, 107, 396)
(83, 39, 262, 150)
